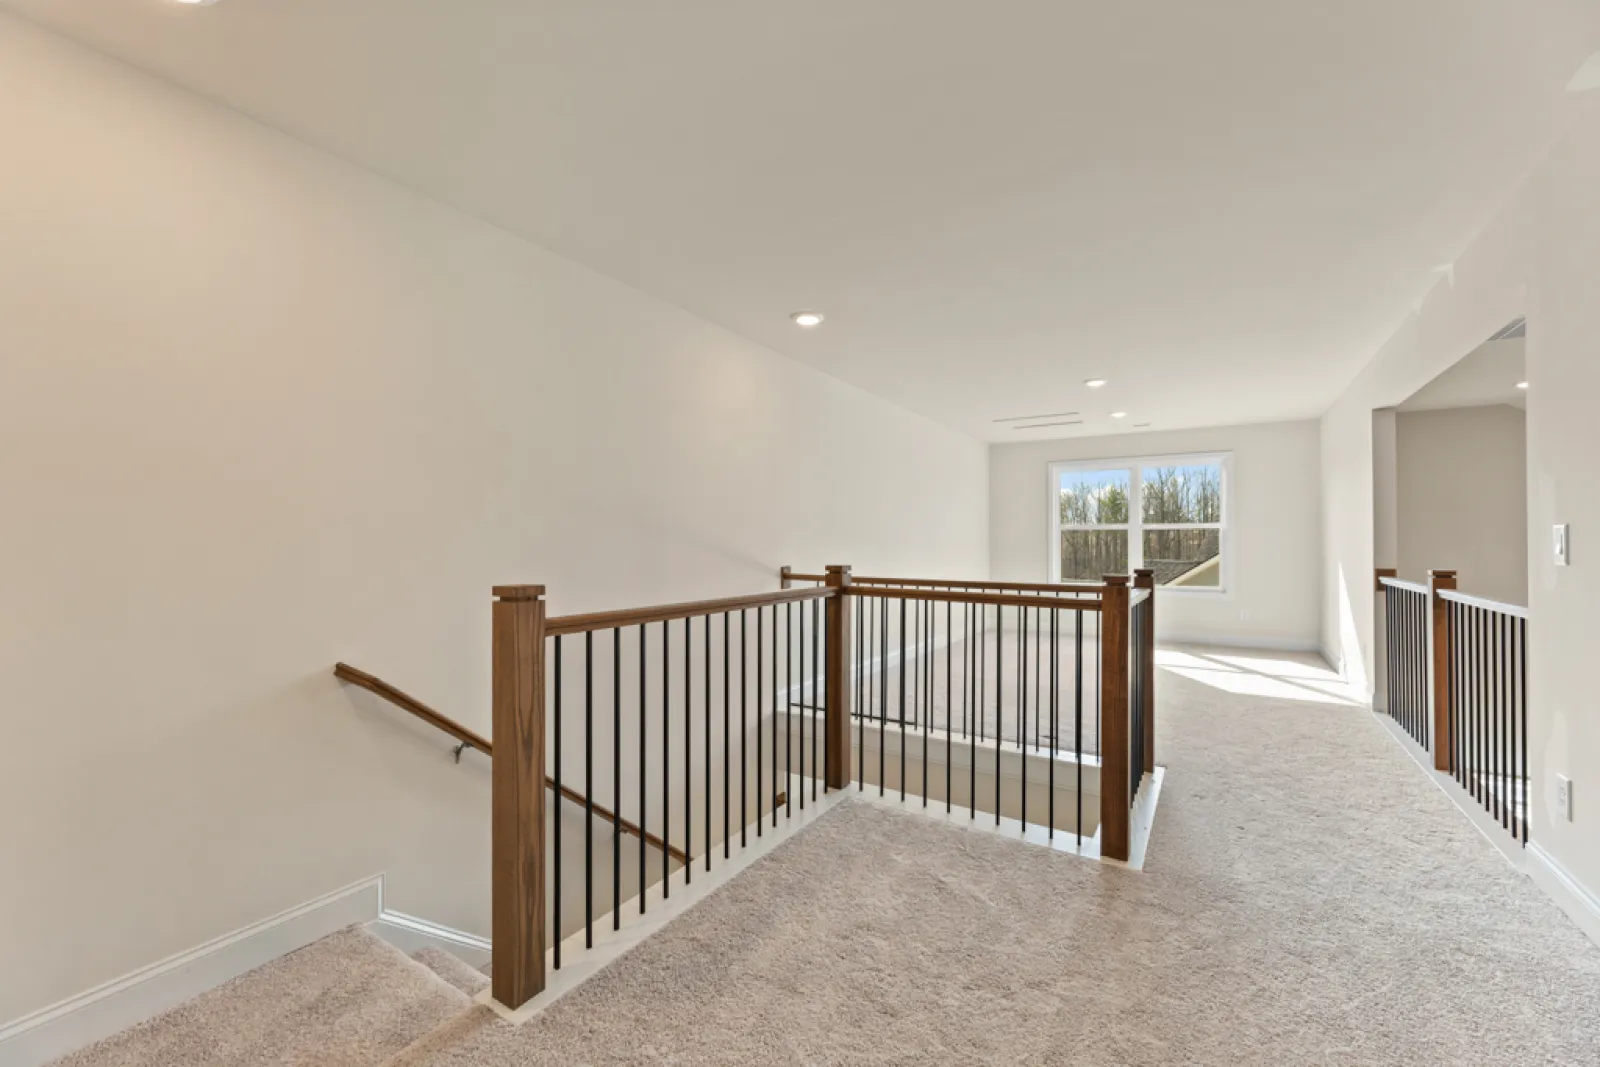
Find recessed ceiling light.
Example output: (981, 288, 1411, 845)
(790, 311, 824, 328)
(1110, 411, 1128, 419)
(1517, 381, 1530, 390)
(173, 0, 220, 5)
(1084, 378, 1107, 389)
(1134, 422, 1152, 428)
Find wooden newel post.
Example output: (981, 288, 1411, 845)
(824, 565, 853, 790)
(779, 565, 793, 590)
(490, 585, 547, 1010)
(1428, 569, 1457, 773)
(1099, 575, 1132, 862)
(1134, 568, 1156, 775)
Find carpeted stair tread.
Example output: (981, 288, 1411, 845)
(49, 926, 469, 1067)
(410, 948, 489, 997)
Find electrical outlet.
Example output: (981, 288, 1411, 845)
(1556, 775, 1573, 821)
(1554, 524, 1571, 567)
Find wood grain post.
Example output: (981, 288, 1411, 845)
(823, 565, 853, 790)
(1099, 575, 1131, 862)
(1428, 569, 1457, 773)
(490, 584, 547, 1011)
(779, 565, 793, 589)
(1134, 568, 1156, 775)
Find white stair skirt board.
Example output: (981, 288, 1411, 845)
(369, 910, 492, 971)
(480, 790, 850, 1025)
(1527, 842, 1600, 951)
(0, 875, 384, 1067)
(848, 765, 1163, 869)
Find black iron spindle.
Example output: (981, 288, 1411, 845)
(554, 635, 563, 969)
(613, 628, 621, 931)
(683, 617, 691, 886)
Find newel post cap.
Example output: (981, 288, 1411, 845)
(492, 585, 546, 601)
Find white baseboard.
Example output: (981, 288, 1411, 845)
(1527, 842, 1600, 950)
(0, 875, 384, 1067)
(369, 910, 491, 970)
(1160, 632, 1324, 654)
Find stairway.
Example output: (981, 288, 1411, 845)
(50, 928, 488, 1067)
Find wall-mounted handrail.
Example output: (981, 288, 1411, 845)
(333, 662, 687, 865)
(545, 585, 834, 636)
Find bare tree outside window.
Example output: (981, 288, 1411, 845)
(1054, 457, 1226, 587)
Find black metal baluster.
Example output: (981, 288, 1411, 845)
(923, 596, 931, 806)
(613, 628, 621, 931)
(813, 596, 821, 804)
(1076, 608, 1084, 846)
(973, 595, 981, 817)
(554, 635, 563, 968)
(1049, 606, 1058, 839)
(772, 603, 780, 828)
(899, 597, 908, 801)
(639, 624, 647, 915)
(934, 601, 947, 809)
(710, 614, 716, 870)
(740, 610, 748, 848)
(1021, 605, 1028, 830)
(756, 608, 765, 837)
(880, 594, 888, 797)
(1499, 612, 1509, 830)
(786, 601, 793, 819)
(684, 617, 692, 885)
(995, 605, 1003, 826)
(857, 594, 865, 792)
(582, 630, 593, 948)
(661, 622, 669, 899)
(1519, 617, 1529, 843)
(1475, 607, 1485, 807)
(724, 612, 731, 860)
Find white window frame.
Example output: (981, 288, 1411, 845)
(1047, 451, 1232, 595)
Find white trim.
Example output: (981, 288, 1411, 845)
(0, 876, 384, 1067)
(369, 910, 492, 970)
(1160, 632, 1323, 654)
(480, 792, 850, 1024)
(1527, 843, 1600, 950)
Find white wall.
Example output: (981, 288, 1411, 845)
(989, 421, 1323, 650)
(0, 16, 989, 1023)
(1395, 405, 1528, 606)
(1320, 95, 1600, 921)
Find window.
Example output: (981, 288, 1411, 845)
(1050, 453, 1228, 590)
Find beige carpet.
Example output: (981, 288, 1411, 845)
(51, 928, 469, 1067)
(395, 650, 1600, 1066)
(55, 649, 1600, 1065)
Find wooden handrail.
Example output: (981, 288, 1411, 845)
(851, 575, 1105, 595)
(849, 586, 1103, 611)
(335, 663, 492, 753)
(333, 662, 688, 865)
(545, 585, 834, 636)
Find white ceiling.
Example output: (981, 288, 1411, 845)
(1399, 337, 1527, 413)
(7, 1, 1598, 441)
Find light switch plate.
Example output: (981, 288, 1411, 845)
(1556, 775, 1573, 821)
(1554, 524, 1571, 567)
